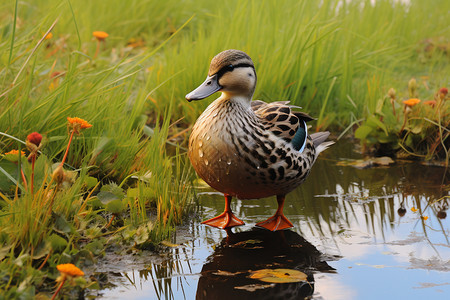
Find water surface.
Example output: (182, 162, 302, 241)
(97, 141, 449, 299)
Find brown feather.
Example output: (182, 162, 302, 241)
(251, 100, 314, 142)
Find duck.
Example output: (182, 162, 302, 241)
(186, 49, 333, 231)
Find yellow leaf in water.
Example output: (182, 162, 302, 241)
(213, 270, 244, 276)
(160, 240, 180, 248)
(235, 284, 275, 291)
(249, 268, 307, 283)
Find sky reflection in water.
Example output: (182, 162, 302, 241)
(99, 142, 449, 299)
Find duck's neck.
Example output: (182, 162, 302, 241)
(219, 92, 252, 110)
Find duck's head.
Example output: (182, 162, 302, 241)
(186, 49, 256, 102)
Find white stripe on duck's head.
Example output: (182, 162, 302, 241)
(186, 49, 257, 101)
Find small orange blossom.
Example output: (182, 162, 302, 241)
(4, 149, 25, 156)
(421, 216, 429, 221)
(403, 98, 421, 107)
(411, 207, 418, 212)
(44, 32, 53, 40)
(57, 263, 84, 277)
(67, 117, 92, 134)
(2, 150, 25, 162)
(93, 31, 109, 41)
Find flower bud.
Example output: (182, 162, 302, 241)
(387, 88, 396, 100)
(408, 78, 417, 98)
(27, 132, 42, 147)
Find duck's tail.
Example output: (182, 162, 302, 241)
(310, 132, 334, 158)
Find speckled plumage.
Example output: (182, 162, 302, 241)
(186, 49, 333, 230)
(189, 98, 318, 199)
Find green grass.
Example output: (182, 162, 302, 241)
(0, 0, 449, 297)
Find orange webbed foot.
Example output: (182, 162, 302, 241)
(201, 194, 245, 229)
(202, 211, 245, 229)
(256, 214, 293, 231)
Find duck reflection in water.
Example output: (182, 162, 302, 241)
(196, 228, 335, 300)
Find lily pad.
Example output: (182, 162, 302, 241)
(249, 268, 307, 283)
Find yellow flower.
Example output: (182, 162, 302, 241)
(44, 32, 53, 40)
(403, 98, 421, 107)
(93, 31, 109, 41)
(67, 117, 93, 134)
(57, 263, 84, 277)
(421, 216, 428, 221)
(411, 207, 418, 212)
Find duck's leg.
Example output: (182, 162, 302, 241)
(202, 194, 245, 229)
(256, 195, 293, 231)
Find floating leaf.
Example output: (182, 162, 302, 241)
(213, 270, 244, 276)
(160, 240, 181, 248)
(372, 156, 394, 166)
(235, 283, 275, 291)
(249, 268, 307, 283)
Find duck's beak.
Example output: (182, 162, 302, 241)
(186, 74, 221, 102)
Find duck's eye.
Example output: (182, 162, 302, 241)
(226, 64, 234, 72)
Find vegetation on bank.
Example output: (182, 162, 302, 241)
(0, 0, 448, 297)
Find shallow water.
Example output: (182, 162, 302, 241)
(96, 141, 449, 299)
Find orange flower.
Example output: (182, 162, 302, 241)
(4, 150, 25, 156)
(403, 98, 421, 107)
(424, 100, 436, 107)
(93, 31, 109, 41)
(421, 216, 428, 221)
(411, 207, 418, 212)
(57, 263, 84, 277)
(2, 150, 25, 162)
(67, 117, 93, 134)
(44, 32, 53, 40)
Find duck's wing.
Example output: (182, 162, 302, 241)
(251, 100, 314, 149)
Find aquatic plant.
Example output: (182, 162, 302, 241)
(355, 82, 449, 162)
